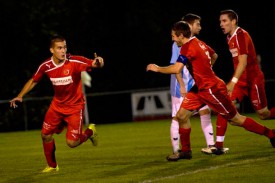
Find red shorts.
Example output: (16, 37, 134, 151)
(42, 105, 84, 141)
(231, 79, 267, 111)
(181, 80, 237, 119)
(230, 84, 248, 102)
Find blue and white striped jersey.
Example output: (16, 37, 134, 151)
(170, 42, 195, 98)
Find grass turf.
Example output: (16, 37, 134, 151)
(0, 113, 275, 183)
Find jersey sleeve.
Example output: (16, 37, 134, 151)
(32, 64, 46, 82)
(70, 55, 93, 72)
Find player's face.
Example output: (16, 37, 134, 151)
(220, 14, 235, 36)
(171, 30, 183, 47)
(190, 20, 201, 36)
(50, 41, 67, 63)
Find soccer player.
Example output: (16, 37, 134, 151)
(9, 34, 104, 172)
(211, 9, 275, 154)
(169, 13, 228, 155)
(146, 21, 275, 161)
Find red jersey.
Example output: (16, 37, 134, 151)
(177, 37, 218, 90)
(227, 27, 264, 86)
(178, 37, 237, 119)
(32, 55, 93, 114)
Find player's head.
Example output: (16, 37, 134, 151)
(171, 21, 191, 47)
(181, 13, 201, 36)
(219, 9, 238, 35)
(220, 9, 238, 24)
(49, 34, 67, 62)
(50, 34, 66, 48)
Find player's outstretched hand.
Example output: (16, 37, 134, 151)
(9, 97, 23, 108)
(146, 64, 159, 72)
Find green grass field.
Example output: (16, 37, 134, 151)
(1, 113, 275, 183)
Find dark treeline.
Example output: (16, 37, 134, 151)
(1, 0, 274, 100)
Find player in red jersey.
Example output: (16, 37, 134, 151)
(170, 13, 227, 156)
(9, 34, 104, 172)
(146, 21, 275, 161)
(212, 9, 275, 154)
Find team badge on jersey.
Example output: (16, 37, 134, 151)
(63, 69, 70, 75)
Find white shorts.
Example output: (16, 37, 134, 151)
(171, 96, 183, 117)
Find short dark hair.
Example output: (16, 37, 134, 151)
(172, 21, 191, 38)
(220, 9, 238, 25)
(181, 13, 201, 25)
(50, 34, 66, 48)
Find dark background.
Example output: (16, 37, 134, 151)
(1, 0, 274, 99)
(1, 0, 275, 130)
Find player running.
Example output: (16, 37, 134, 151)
(9, 34, 104, 172)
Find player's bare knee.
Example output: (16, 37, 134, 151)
(257, 107, 270, 120)
(41, 133, 53, 142)
(198, 108, 210, 116)
(67, 142, 76, 148)
(176, 113, 189, 123)
(228, 113, 245, 126)
(257, 111, 269, 120)
(66, 140, 79, 148)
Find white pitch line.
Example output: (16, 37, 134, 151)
(139, 157, 271, 183)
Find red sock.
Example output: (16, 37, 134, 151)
(43, 139, 57, 168)
(215, 114, 228, 148)
(79, 128, 93, 144)
(269, 107, 275, 119)
(242, 117, 275, 138)
(179, 128, 191, 152)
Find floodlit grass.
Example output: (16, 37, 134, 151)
(0, 113, 275, 183)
